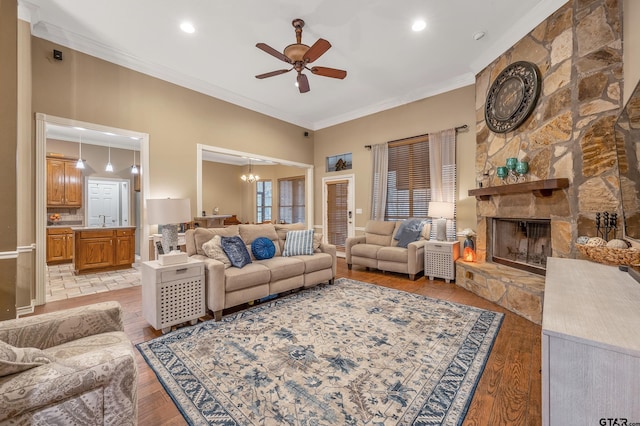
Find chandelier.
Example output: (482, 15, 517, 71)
(241, 159, 259, 183)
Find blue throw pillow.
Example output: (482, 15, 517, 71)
(251, 237, 276, 260)
(283, 229, 314, 256)
(395, 218, 425, 248)
(220, 235, 252, 268)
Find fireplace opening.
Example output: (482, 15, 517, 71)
(490, 218, 551, 275)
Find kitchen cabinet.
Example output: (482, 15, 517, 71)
(47, 157, 83, 208)
(73, 227, 136, 274)
(46, 227, 73, 264)
(114, 228, 135, 266)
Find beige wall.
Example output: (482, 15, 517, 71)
(31, 36, 314, 215)
(624, 0, 640, 104)
(202, 162, 245, 219)
(0, 0, 18, 319)
(313, 85, 477, 233)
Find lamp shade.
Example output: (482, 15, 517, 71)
(428, 201, 455, 219)
(147, 198, 191, 225)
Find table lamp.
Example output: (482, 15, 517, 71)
(428, 201, 455, 241)
(147, 198, 191, 254)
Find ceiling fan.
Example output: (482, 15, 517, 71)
(255, 19, 347, 93)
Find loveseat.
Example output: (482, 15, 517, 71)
(185, 223, 336, 321)
(345, 219, 431, 280)
(0, 302, 137, 425)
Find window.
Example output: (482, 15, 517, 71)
(385, 135, 430, 220)
(279, 176, 305, 224)
(256, 180, 272, 223)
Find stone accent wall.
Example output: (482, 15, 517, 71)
(461, 0, 623, 324)
(456, 261, 545, 324)
(475, 0, 623, 257)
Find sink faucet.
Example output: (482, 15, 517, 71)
(99, 215, 106, 227)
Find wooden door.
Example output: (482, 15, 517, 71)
(46, 158, 66, 207)
(64, 161, 83, 207)
(115, 229, 134, 266)
(46, 232, 67, 263)
(326, 180, 349, 251)
(75, 235, 114, 271)
(65, 230, 74, 261)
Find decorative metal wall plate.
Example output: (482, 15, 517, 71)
(485, 61, 541, 133)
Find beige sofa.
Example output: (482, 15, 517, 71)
(0, 302, 137, 425)
(345, 220, 430, 280)
(185, 223, 336, 321)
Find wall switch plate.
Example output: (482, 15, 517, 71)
(356, 208, 363, 214)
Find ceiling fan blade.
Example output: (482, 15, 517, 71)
(256, 43, 291, 63)
(255, 69, 292, 79)
(303, 38, 331, 63)
(297, 73, 310, 93)
(310, 66, 347, 79)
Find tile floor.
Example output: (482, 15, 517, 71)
(46, 263, 141, 302)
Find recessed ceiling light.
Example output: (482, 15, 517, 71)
(180, 22, 195, 34)
(412, 19, 426, 32)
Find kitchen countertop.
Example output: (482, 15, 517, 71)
(47, 225, 136, 230)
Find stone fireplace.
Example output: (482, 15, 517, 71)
(490, 218, 551, 275)
(456, 186, 569, 325)
(454, 0, 623, 325)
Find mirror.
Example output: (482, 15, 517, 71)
(615, 80, 640, 243)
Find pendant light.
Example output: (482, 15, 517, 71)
(105, 144, 113, 172)
(76, 135, 85, 169)
(131, 149, 138, 174)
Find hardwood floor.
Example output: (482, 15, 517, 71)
(33, 258, 542, 425)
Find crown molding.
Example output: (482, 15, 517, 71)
(312, 73, 476, 130)
(30, 21, 315, 130)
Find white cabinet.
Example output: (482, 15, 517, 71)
(141, 258, 205, 333)
(542, 258, 640, 425)
(424, 240, 459, 283)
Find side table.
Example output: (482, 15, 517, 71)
(424, 240, 460, 283)
(141, 257, 205, 333)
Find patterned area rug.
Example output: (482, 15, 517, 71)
(137, 278, 503, 425)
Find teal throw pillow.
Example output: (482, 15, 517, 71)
(220, 235, 252, 268)
(283, 229, 314, 256)
(251, 237, 276, 260)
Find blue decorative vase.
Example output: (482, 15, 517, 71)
(463, 237, 475, 251)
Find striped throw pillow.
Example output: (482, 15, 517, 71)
(283, 229, 314, 256)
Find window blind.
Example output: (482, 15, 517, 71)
(279, 176, 305, 224)
(385, 135, 430, 220)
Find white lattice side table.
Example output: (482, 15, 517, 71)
(141, 257, 205, 333)
(424, 240, 460, 283)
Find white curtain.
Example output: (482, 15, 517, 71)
(429, 128, 457, 238)
(370, 143, 388, 220)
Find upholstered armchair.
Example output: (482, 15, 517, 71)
(0, 302, 138, 425)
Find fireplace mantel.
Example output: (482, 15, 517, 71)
(468, 178, 569, 201)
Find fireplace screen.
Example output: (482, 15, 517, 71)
(491, 219, 551, 275)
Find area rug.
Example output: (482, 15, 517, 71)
(137, 278, 503, 425)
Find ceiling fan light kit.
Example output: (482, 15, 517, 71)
(256, 19, 347, 93)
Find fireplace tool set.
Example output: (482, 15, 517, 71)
(595, 212, 617, 241)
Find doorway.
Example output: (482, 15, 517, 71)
(35, 113, 150, 306)
(323, 174, 355, 255)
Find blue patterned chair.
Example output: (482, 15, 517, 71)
(0, 302, 137, 425)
